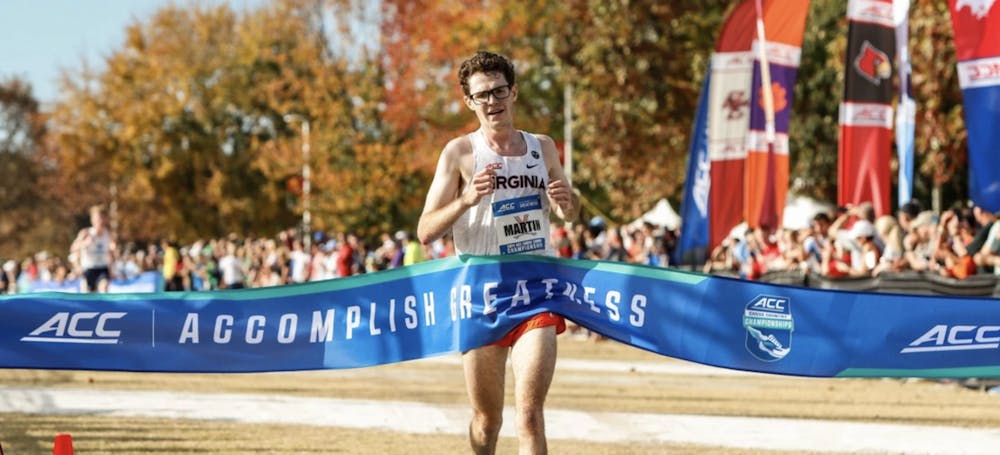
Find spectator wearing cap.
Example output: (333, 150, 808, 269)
(847, 219, 881, 276)
(903, 211, 936, 272)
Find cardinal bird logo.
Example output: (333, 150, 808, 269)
(854, 41, 892, 85)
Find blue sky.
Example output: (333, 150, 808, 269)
(0, 0, 263, 105)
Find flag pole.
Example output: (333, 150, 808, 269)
(753, 0, 779, 230)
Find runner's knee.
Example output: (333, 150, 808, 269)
(472, 409, 503, 436)
(516, 406, 545, 435)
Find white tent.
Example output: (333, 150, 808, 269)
(631, 198, 681, 231)
(782, 195, 833, 230)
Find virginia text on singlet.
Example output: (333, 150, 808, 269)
(453, 129, 554, 256)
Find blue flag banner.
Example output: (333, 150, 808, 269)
(675, 68, 712, 266)
(894, 0, 915, 207)
(949, 0, 1000, 212)
(2, 255, 1000, 378)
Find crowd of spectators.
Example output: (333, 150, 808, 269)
(0, 217, 677, 295)
(0, 228, 449, 294)
(3, 199, 1000, 295)
(703, 200, 1000, 281)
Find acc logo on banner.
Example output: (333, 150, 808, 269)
(743, 294, 793, 362)
(900, 324, 1000, 353)
(20, 312, 127, 344)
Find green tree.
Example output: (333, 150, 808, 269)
(788, 1, 845, 203)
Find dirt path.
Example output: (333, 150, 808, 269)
(2, 338, 1000, 454)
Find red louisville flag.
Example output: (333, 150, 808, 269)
(838, 0, 896, 216)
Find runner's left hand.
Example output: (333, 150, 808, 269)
(547, 179, 572, 212)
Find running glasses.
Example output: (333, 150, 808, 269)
(468, 85, 511, 105)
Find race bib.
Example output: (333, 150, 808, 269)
(493, 194, 547, 254)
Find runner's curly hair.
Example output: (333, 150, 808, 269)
(458, 51, 515, 96)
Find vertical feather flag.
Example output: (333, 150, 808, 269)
(838, 0, 896, 217)
(949, 0, 1000, 212)
(676, 66, 712, 266)
(744, 0, 810, 231)
(894, 0, 915, 208)
(708, 0, 756, 249)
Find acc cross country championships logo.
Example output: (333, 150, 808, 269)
(743, 295, 793, 362)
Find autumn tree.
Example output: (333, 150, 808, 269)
(378, 1, 730, 222)
(910, 0, 967, 210)
(32, 0, 980, 254)
(375, 0, 569, 224)
(47, 0, 402, 242)
(0, 77, 75, 258)
(552, 1, 730, 221)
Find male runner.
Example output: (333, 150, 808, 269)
(70, 204, 117, 293)
(418, 51, 579, 454)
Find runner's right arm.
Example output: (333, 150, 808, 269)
(418, 138, 493, 245)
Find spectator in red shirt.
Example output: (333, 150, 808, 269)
(335, 232, 357, 278)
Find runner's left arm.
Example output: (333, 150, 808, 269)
(538, 134, 579, 222)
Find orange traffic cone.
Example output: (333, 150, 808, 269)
(53, 433, 74, 455)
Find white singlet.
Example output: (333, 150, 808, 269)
(79, 228, 112, 270)
(453, 129, 554, 256)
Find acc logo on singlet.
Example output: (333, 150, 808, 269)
(743, 295, 793, 362)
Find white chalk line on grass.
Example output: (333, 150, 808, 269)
(2, 385, 999, 455)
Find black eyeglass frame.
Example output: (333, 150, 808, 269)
(467, 84, 512, 105)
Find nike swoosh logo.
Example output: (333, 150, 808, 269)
(526, 164, 539, 169)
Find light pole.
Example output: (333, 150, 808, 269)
(283, 114, 311, 250)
